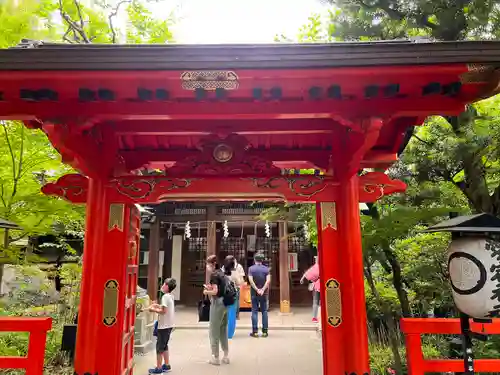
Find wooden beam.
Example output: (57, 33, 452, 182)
(147, 218, 160, 301)
(113, 119, 339, 136)
(279, 221, 291, 314)
(41, 172, 407, 204)
(0, 97, 466, 121)
(121, 149, 398, 172)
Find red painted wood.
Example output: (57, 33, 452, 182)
(405, 334, 424, 375)
(316, 203, 345, 375)
(0, 97, 466, 122)
(0, 65, 472, 103)
(424, 359, 500, 373)
(337, 177, 370, 374)
(401, 317, 500, 335)
(74, 179, 139, 375)
(0, 357, 27, 369)
(41, 172, 406, 204)
(74, 178, 106, 374)
(334, 117, 384, 179)
(0, 317, 52, 332)
(0, 317, 52, 375)
(401, 318, 500, 374)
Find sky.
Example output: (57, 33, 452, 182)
(149, 0, 329, 43)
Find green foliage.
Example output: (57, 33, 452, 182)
(126, 1, 173, 43)
(324, 0, 500, 41)
(394, 232, 453, 311)
(0, 0, 48, 48)
(0, 121, 85, 264)
(402, 97, 500, 215)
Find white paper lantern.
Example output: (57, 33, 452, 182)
(447, 236, 500, 318)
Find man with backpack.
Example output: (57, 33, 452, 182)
(203, 255, 236, 366)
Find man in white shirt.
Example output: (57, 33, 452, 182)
(147, 278, 176, 374)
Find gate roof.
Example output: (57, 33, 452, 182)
(1, 40, 500, 179)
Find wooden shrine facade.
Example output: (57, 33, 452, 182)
(139, 202, 316, 306)
(1, 40, 500, 375)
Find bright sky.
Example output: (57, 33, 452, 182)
(150, 0, 328, 43)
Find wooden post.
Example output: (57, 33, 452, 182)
(0, 228, 8, 294)
(316, 202, 345, 375)
(206, 220, 217, 284)
(147, 217, 160, 301)
(74, 178, 135, 375)
(279, 221, 290, 314)
(207, 221, 216, 257)
(74, 178, 105, 375)
(337, 176, 370, 375)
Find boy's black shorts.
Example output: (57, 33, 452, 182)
(156, 328, 173, 354)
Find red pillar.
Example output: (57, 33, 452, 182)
(74, 179, 135, 375)
(316, 202, 345, 375)
(75, 178, 105, 373)
(337, 176, 370, 375)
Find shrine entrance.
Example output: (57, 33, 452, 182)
(1, 40, 500, 375)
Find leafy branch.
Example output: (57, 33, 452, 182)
(58, 0, 91, 43)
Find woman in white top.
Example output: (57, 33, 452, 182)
(223, 255, 244, 338)
(233, 258, 245, 319)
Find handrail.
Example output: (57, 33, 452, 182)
(401, 318, 500, 375)
(0, 317, 52, 375)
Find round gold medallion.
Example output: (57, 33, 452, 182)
(213, 143, 233, 163)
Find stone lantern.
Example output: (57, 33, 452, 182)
(426, 213, 500, 319)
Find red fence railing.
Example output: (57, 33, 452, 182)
(0, 317, 52, 375)
(401, 318, 500, 375)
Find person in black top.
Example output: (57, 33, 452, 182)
(203, 256, 234, 366)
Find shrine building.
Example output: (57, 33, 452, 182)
(139, 201, 316, 306)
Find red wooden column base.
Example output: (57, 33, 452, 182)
(316, 202, 345, 375)
(74, 178, 135, 375)
(337, 176, 370, 375)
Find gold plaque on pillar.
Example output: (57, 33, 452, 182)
(280, 300, 291, 314)
(103, 279, 119, 327)
(320, 202, 337, 230)
(325, 278, 342, 327)
(108, 204, 125, 232)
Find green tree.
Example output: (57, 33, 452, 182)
(0, 121, 85, 291)
(320, 0, 500, 217)
(0, 0, 175, 292)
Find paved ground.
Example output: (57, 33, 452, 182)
(173, 306, 320, 330)
(134, 329, 323, 375)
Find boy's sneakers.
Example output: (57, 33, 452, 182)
(249, 332, 259, 338)
(222, 355, 230, 364)
(149, 364, 171, 374)
(262, 331, 269, 338)
(162, 364, 172, 372)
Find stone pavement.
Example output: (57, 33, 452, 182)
(173, 306, 320, 330)
(134, 329, 323, 375)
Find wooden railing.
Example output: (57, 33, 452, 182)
(0, 317, 52, 375)
(401, 318, 500, 375)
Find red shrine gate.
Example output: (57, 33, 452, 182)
(1, 40, 500, 375)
